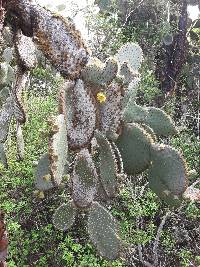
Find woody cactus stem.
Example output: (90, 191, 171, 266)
(5, 0, 89, 79)
(0, 0, 5, 37)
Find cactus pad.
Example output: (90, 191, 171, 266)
(52, 201, 77, 231)
(88, 202, 121, 260)
(0, 143, 8, 168)
(95, 131, 118, 198)
(48, 114, 68, 186)
(15, 30, 36, 70)
(72, 149, 98, 208)
(115, 42, 143, 72)
(81, 57, 118, 87)
(0, 96, 13, 143)
(116, 123, 153, 175)
(123, 101, 148, 123)
(33, 4, 88, 78)
(35, 153, 54, 191)
(148, 144, 188, 206)
(99, 83, 122, 134)
(145, 107, 177, 136)
(64, 79, 97, 150)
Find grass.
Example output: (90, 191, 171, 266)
(0, 92, 200, 266)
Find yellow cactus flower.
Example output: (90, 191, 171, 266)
(97, 92, 106, 103)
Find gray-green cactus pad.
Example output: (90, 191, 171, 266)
(148, 144, 188, 206)
(116, 123, 153, 175)
(52, 201, 77, 231)
(95, 131, 118, 198)
(35, 153, 54, 191)
(72, 149, 98, 208)
(64, 79, 96, 149)
(81, 57, 118, 87)
(145, 107, 177, 136)
(123, 101, 148, 123)
(88, 202, 121, 260)
(48, 114, 68, 186)
(0, 96, 13, 143)
(0, 143, 8, 168)
(15, 30, 37, 70)
(99, 83, 122, 134)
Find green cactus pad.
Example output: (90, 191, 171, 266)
(72, 149, 98, 208)
(0, 143, 8, 168)
(140, 124, 157, 142)
(95, 131, 118, 198)
(87, 202, 121, 260)
(123, 101, 148, 123)
(148, 144, 188, 206)
(16, 123, 25, 160)
(52, 201, 77, 231)
(35, 153, 54, 191)
(64, 79, 97, 150)
(99, 83, 122, 134)
(116, 123, 153, 175)
(145, 107, 177, 136)
(48, 114, 68, 186)
(15, 30, 37, 70)
(81, 57, 118, 87)
(115, 42, 143, 72)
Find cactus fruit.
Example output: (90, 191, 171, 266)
(95, 131, 118, 198)
(145, 107, 177, 136)
(87, 202, 121, 260)
(72, 149, 98, 208)
(98, 83, 122, 134)
(116, 123, 153, 175)
(115, 42, 143, 72)
(15, 30, 36, 70)
(64, 79, 97, 150)
(0, 143, 7, 168)
(48, 114, 68, 186)
(148, 144, 188, 206)
(35, 153, 54, 191)
(16, 123, 25, 160)
(81, 57, 118, 87)
(52, 201, 77, 231)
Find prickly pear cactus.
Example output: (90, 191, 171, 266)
(88, 202, 121, 260)
(72, 149, 98, 208)
(148, 144, 188, 205)
(48, 114, 68, 186)
(1, 0, 191, 260)
(81, 57, 118, 87)
(95, 131, 118, 198)
(35, 153, 54, 191)
(0, 143, 7, 168)
(52, 201, 77, 231)
(116, 123, 153, 175)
